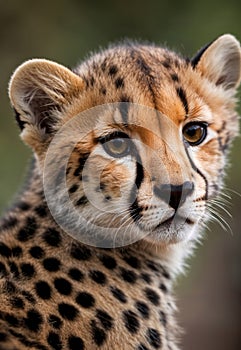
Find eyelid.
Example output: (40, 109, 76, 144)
(183, 121, 209, 128)
(97, 131, 130, 144)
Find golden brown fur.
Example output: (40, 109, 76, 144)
(0, 34, 240, 349)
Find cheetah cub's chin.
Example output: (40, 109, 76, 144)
(0, 33, 239, 350)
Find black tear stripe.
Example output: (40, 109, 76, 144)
(176, 87, 189, 115)
(184, 144, 208, 200)
(129, 153, 144, 223)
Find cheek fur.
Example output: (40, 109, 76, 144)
(99, 161, 133, 199)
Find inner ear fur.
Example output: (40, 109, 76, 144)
(9, 59, 84, 134)
(192, 34, 241, 90)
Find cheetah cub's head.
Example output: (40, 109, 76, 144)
(9, 34, 241, 248)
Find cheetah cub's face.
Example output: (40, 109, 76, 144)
(9, 35, 241, 248)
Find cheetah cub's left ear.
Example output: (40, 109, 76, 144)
(192, 34, 241, 90)
(9, 59, 84, 148)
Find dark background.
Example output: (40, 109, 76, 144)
(0, 1, 240, 349)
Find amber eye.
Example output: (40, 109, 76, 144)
(99, 132, 131, 158)
(183, 122, 208, 146)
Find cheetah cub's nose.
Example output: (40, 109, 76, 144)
(154, 181, 194, 210)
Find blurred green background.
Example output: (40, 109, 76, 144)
(0, 1, 240, 349)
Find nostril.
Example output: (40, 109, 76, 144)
(154, 181, 194, 210)
(169, 181, 194, 210)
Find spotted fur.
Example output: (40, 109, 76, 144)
(0, 34, 240, 349)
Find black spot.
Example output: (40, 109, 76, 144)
(69, 184, 79, 193)
(135, 301, 150, 319)
(108, 65, 118, 76)
(17, 217, 37, 242)
(89, 270, 107, 285)
(144, 288, 160, 306)
(146, 328, 162, 348)
(24, 309, 43, 332)
(159, 311, 167, 326)
(29, 246, 45, 259)
(91, 320, 106, 346)
(101, 59, 107, 72)
(73, 153, 89, 177)
(110, 286, 127, 303)
(123, 255, 141, 269)
(123, 310, 140, 334)
(0, 242, 11, 257)
(159, 283, 168, 293)
(35, 281, 52, 300)
(9, 261, 20, 278)
(76, 196, 88, 206)
(70, 244, 91, 261)
(11, 246, 23, 257)
(5, 281, 16, 293)
(120, 267, 137, 284)
(47, 331, 62, 350)
(34, 205, 48, 218)
(5, 313, 19, 327)
(176, 87, 189, 115)
(99, 255, 117, 269)
(58, 303, 78, 321)
(68, 268, 84, 281)
(115, 77, 124, 89)
(43, 228, 62, 247)
(138, 344, 149, 350)
(54, 278, 72, 296)
(140, 273, 152, 284)
(20, 263, 35, 279)
(10, 296, 24, 309)
(48, 315, 63, 330)
(0, 217, 18, 231)
(68, 335, 85, 350)
(90, 76, 95, 87)
(43, 257, 61, 272)
(18, 202, 31, 211)
(170, 73, 179, 82)
(0, 262, 7, 276)
(146, 260, 159, 272)
(161, 268, 170, 279)
(76, 292, 95, 308)
(96, 309, 113, 330)
(100, 87, 106, 95)
(162, 59, 171, 69)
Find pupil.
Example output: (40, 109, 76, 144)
(188, 126, 199, 137)
(112, 139, 124, 149)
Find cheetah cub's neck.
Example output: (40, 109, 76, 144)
(0, 34, 240, 350)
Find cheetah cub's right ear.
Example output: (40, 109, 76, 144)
(192, 34, 241, 91)
(9, 59, 84, 152)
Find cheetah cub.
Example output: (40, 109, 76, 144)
(0, 34, 240, 350)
